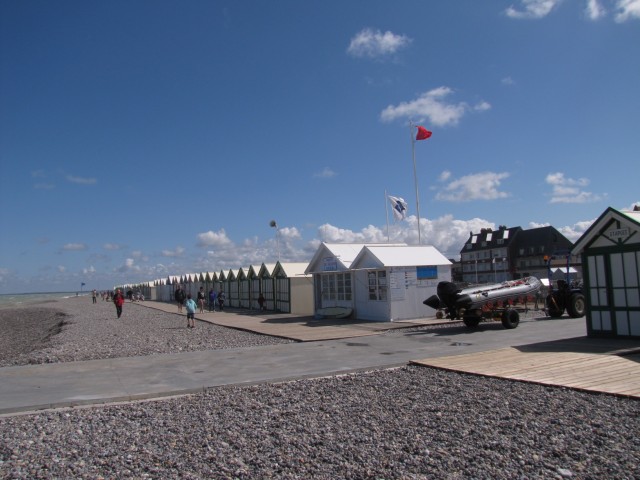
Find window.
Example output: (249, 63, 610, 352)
(321, 273, 352, 301)
(368, 270, 387, 301)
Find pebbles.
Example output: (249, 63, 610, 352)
(1, 299, 639, 478)
(0, 298, 293, 367)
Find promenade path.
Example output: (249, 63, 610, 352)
(1, 301, 638, 415)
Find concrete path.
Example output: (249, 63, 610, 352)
(1, 303, 638, 415)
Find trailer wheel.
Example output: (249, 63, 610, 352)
(546, 294, 564, 318)
(501, 309, 520, 329)
(567, 293, 586, 318)
(463, 316, 481, 328)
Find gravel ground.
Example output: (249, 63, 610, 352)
(0, 298, 293, 367)
(1, 298, 638, 479)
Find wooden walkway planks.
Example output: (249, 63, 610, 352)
(412, 349, 640, 398)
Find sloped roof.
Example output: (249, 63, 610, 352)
(351, 245, 451, 269)
(273, 262, 310, 277)
(572, 206, 640, 255)
(305, 242, 406, 274)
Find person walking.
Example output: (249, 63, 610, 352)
(113, 289, 125, 319)
(208, 288, 217, 312)
(185, 294, 197, 329)
(217, 290, 226, 311)
(258, 292, 265, 311)
(92, 289, 97, 304)
(175, 286, 186, 313)
(197, 287, 206, 313)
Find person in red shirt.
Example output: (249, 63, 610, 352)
(113, 289, 125, 319)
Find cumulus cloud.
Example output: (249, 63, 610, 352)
(614, 0, 640, 21)
(66, 175, 97, 185)
(161, 246, 185, 257)
(505, 0, 639, 22)
(196, 229, 232, 248)
(347, 28, 411, 58)
(314, 167, 337, 179)
(586, 0, 607, 19)
(502, 76, 515, 86)
(380, 86, 490, 127)
(435, 171, 511, 202)
(62, 243, 87, 251)
(505, 0, 561, 19)
(103, 243, 123, 251)
(545, 172, 604, 204)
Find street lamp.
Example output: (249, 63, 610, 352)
(270, 220, 280, 261)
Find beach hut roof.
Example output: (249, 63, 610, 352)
(572, 206, 640, 255)
(351, 245, 452, 269)
(273, 262, 311, 278)
(305, 242, 406, 274)
(258, 263, 277, 278)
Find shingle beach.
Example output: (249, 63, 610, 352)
(1, 298, 638, 479)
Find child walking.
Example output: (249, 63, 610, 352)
(185, 294, 197, 328)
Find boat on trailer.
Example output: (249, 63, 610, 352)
(423, 276, 542, 329)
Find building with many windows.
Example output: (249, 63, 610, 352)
(459, 225, 579, 285)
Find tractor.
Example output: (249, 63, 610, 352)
(544, 251, 586, 319)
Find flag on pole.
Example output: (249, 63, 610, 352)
(388, 195, 408, 221)
(416, 125, 432, 140)
(81, 282, 86, 286)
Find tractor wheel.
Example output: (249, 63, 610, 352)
(436, 310, 444, 319)
(463, 316, 481, 329)
(501, 309, 520, 329)
(546, 294, 564, 318)
(567, 293, 586, 318)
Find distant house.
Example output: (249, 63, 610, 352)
(572, 206, 640, 338)
(459, 225, 579, 284)
(305, 243, 451, 322)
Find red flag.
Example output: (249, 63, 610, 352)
(416, 126, 432, 140)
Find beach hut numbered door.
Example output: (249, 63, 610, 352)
(275, 276, 290, 313)
(585, 251, 640, 336)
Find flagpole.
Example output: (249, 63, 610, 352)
(410, 122, 422, 244)
(384, 189, 390, 243)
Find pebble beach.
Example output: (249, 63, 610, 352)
(1, 297, 639, 479)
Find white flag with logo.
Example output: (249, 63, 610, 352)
(388, 195, 408, 221)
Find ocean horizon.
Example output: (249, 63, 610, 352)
(0, 292, 90, 308)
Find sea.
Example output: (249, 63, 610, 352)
(0, 292, 89, 308)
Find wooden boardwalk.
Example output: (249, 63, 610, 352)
(412, 348, 640, 398)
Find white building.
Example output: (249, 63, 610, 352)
(305, 243, 451, 322)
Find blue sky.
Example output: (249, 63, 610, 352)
(1, 0, 639, 293)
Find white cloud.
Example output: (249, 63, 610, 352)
(380, 86, 490, 127)
(586, 0, 607, 19)
(545, 172, 604, 203)
(439, 170, 452, 182)
(66, 175, 97, 185)
(82, 265, 96, 274)
(103, 243, 123, 250)
(161, 246, 185, 257)
(62, 243, 87, 251)
(505, 0, 561, 19)
(314, 167, 337, 178)
(196, 229, 232, 248)
(501, 76, 515, 86)
(435, 171, 511, 202)
(614, 0, 640, 21)
(347, 28, 411, 58)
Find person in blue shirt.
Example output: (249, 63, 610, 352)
(185, 294, 197, 329)
(208, 289, 217, 312)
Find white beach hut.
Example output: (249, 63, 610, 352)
(304, 243, 406, 319)
(349, 245, 452, 321)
